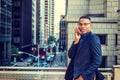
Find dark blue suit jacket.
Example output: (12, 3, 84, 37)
(68, 32, 102, 80)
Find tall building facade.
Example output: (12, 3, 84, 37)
(0, 0, 12, 66)
(36, 0, 41, 46)
(59, 15, 67, 51)
(39, 0, 45, 47)
(26, 0, 55, 50)
(12, 0, 32, 52)
(66, 0, 118, 67)
(44, 0, 50, 44)
(117, 1, 120, 65)
(32, 0, 37, 45)
(40, 0, 54, 45)
(49, 0, 54, 35)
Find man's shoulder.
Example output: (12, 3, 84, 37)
(89, 32, 100, 41)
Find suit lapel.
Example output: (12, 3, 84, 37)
(76, 37, 84, 54)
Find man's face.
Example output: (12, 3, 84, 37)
(78, 18, 91, 34)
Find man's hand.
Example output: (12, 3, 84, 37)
(74, 27, 81, 44)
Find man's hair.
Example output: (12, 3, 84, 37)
(79, 16, 91, 21)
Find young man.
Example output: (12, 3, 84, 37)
(65, 16, 103, 80)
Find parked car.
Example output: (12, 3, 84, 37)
(41, 62, 49, 67)
(40, 56, 46, 60)
(46, 56, 51, 62)
(35, 48, 47, 56)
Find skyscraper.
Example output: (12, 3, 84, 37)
(40, 0, 54, 46)
(32, 0, 37, 45)
(49, 0, 54, 35)
(59, 15, 67, 51)
(117, 1, 120, 65)
(0, 0, 12, 66)
(44, 0, 49, 44)
(12, 0, 32, 52)
(36, 0, 40, 45)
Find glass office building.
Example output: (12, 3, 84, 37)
(0, 0, 12, 66)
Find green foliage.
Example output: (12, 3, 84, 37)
(48, 35, 56, 44)
(11, 45, 18, 56)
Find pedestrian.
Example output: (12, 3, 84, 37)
(65, 16, 104, 80)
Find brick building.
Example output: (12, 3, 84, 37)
(66, 0, 119, 67)
(117, 1, 120, 65)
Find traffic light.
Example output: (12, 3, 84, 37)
(31, 47, 35, 51)
(31, 44, 37, 51)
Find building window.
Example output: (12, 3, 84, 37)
(1, 0, 6, 8)
(13, 37, 20, 43)
(6, 27, 11, 34)
(115, 56, 117, 65)
(1, 13, 6, 22)
(7, 4, 12, 11)
(97, 34, 107, 45)
(14, 1, 20, 7)
(0, 27, 5, 34)
(14, 21, 19, 26)
(45, 6, 48, 8)
(45, 0, 48, 2)
(115, 34, 118, 46)
(100, 56, 107, 68)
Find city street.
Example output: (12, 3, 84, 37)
(12, 51, 66, 67)
(52, 52, 66, 67)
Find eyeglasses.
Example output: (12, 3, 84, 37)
(78, 23, 91, 26)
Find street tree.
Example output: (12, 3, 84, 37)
(11, 45, 18, 56)
(48, 35, 56, 44)
(11, 45, 19, 62)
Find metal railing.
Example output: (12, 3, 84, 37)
(0, 71, 65, 80)
(0, 67, 113, 80)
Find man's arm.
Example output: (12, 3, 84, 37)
(68, 27, 81, 59)
(68, 42, 78, 59)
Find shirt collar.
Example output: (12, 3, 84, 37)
(81, 31, 91, 39)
